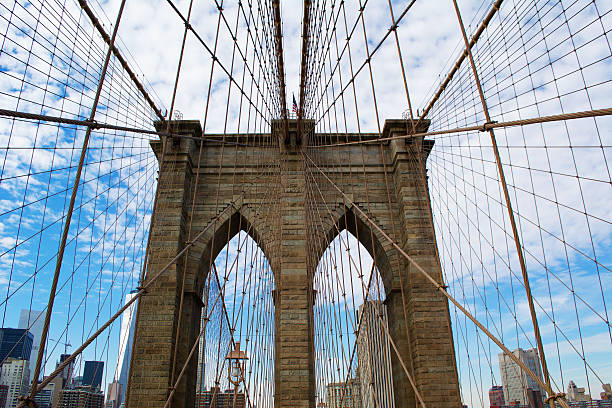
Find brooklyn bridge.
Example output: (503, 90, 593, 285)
(0, 0, 610, 407)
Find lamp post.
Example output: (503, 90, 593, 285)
(226, 342, 247, 407)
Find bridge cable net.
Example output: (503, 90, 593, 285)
(301, 0, 611, 407)
(0, 0, 282, 405)
(0, 0, 610, 407)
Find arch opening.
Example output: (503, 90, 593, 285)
(313, 228, 395, 408)
(195, 225, 275, 408)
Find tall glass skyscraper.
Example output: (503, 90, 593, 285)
(106, 290, 138, 407)
(57, 353, 75, 387)
(18, 309, 44, 383)
(82, 361, 104, 390)
(0, 328, 33, 364)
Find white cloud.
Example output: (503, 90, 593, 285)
(0, 0, 611, 406)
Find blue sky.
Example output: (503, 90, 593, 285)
(0, 0, 611, 407)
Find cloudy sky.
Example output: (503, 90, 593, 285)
(0, 0, 611, 406)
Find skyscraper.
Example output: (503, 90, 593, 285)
(0, 384, 8, 408)
(59, 387, 104, 408)
(196, 309, 207, 394)
(57, 354, 75, 388)
(195, 387, 245, 408)
(82, 361, 104, 391)
(356, 301, 394, 408)
(0, 329, 33, 364)
(498, 348, 546, 405)
(18, 309, 44, 383)
(45, 375, 65, 408)
(326, 378, 361, 408)
(0, 358, 30, 408)
(489, 385, 505, 407)
(106, 290, 138, 408)
(33, 381, 56, 408)
(105, 381, 122, 408)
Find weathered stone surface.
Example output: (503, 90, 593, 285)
(126, 119, 460, 408)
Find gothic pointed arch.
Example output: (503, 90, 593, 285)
(186, 203, 277, 298)
(314, 203, 397, 298)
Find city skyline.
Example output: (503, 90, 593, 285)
(0, 322, 114, 408)
(0, 0, 610, 406)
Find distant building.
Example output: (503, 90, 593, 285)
(18, 310, 44, 383)
(0, 358, 30, 408)
(526, 388, 544, 408)
(490, 385, 505, 407)
(197, 310, 207, 394)
(326, 378, 361, 408)
(82, 361, 104, 391)
(356, 301, 394, 408)
(0, 329, 33, 364)
(72, 376, 83, 388)
(499, 348, 546, 406)
(195, 387, 245, 408)
(57, 354, 75, 388)
(565, 402, 612, 408)
(568, 381, 591, 402)
(108, 290, 137, 408)
(44, 375, 64, 408)
(602, 384, 612, 400)
(563, 381, 612, 407)
(59, 386, 104, 408)
(105, 381, 122, 408)
(0, 384, 9, 408)
(33, 381, 56, 408)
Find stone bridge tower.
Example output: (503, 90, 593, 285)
(126, 118, 461, 407)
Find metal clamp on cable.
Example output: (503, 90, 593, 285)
(480, 120, 497, 132)
(545, 393, 567, 404)
(17, 395, 37, 407)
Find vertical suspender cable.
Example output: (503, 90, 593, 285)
(449, 0, 563, 406)
(22, 0, 128, 406)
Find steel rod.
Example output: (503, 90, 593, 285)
(302, 150, 560, 402)
(76, 0, 166, 121)
(298, 0, 312, 118)
(312, 107, 612, 147)
(0, 108, 257, 147)
(22, 1, 129, 405)
(450, 0, 561, 405)
(0, 108, 158, 134)
(23, 198, 241, 399)
(164, 2, 198, 405)
(417, 0, 504, 125)
(272, 0, 288, 120)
